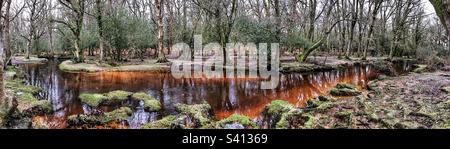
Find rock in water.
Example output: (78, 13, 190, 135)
(330, 83, 361, 96)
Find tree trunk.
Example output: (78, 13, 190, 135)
(96, 0, 104, 62)
(307, 0, 317, 40)
(364, 1, 382, 59)
(0, 43, 4, 105)
(3, 0, 12, 68)
(430, 0, 450, 51)
(346, 0, 357, 58)
(156, 0, 168, 63)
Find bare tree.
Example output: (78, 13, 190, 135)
(54, 0, 86, 63)
(430, 0, 450, 51)
(21, 0, 47, 59)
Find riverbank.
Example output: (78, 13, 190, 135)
(61, 69, 449, 129)
(0, 66, 53, 129)
(281, 56, 416, 74)
(11, 56, 48, 64)
(59, 59, 171, 72)
(58, 56, 414, 74)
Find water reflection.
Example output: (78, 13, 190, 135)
(20, 60, 377, 128)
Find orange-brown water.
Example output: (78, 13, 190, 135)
(20, 60, 387, 128)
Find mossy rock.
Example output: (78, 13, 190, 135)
(330, 88, 361, 96)
(318, 95, 336, 102)
(4, 76, 52, 116)
(317, 102, 335, 112)
(264, 100, 294, 115)
(67, 114, 103, 126)
(143, 99, 162, 112)
(335, 83, 357, 90)
(67, 107, 132, 127)
(276, 109, 315, 129)
(131, 92, 161, 112)
(217, 114, 257, 129)
(15, 92, 52, 116)
(103, 107, 133, 122)
(262, 100, 297, 128)
(141, 115, 177, 129)
(175, 102, 212, 128)
(6, 79, 41, 95)
(334, 109, 353, 120)
(413, 65, 428, 73)
(330, 83, 361, 96)
(411, 106, 438, 120)
(131, 92, 154, 101)
(106, 90, 133, 103)
(79, 93, 108, 107)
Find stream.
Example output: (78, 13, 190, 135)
(18, 60, 411, 128)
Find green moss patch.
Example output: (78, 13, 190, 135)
(330, 83, 361, 96)
(131, 92, 161, 112)
(106, 90, 133, 103)
(141, 115, 177, 129)
(175, 102, 212, 127)
(264, 100, 294, 115)
(217, 114, 257, 129)
(276, 109, 315, 129)
(79, 93, 108, 107)
(67, 107, 132, 127)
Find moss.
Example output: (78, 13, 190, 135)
(131, 92, 161, 112)
(336, 83, 357, 90)
(217, 114, 257, 129)
(330, 88, 361, 96)
(79, 93, 108, 107)
(175, 102, 212, 127)
(106, 90, 133, 103)
(413, 65, 427, 73)
(59, 60, 170, 73)
(67, 107, 133, 127)
(318, 95, 336, 102)
(265, 100, 294, 115)
(330, 83, 361, 96)
(131, 92, 154, 101)
(276, 109, 315, 129)
(103, 107, 133, 122)
(4, 75, 52, 116)
(30, 100, 52, 113)
(6, 79, 41, 95)
(59, 60, 100, 72)
(316, 102, 335, 112)
(15, 92, 52, 115)
(144, 99, 161, 112)
(334, 109, 353, 120)
(413, 106, 438, 120)
(141, 115, 177, 129)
